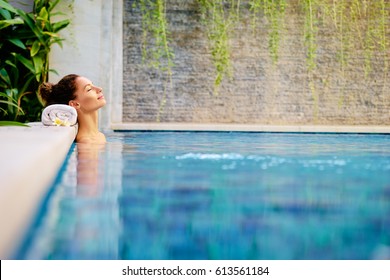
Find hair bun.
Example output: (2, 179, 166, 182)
(38, 82, 54, 104)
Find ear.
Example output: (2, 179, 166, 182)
(69, 100, 80, 109)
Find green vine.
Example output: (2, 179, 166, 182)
(250, 0, 286, 64)
(130, 0, 389, 119)
(302, 0, 320, 121)
(362, 0, 389, 79)
(336, 0, 349, 72)
(134, 0, 174, 121)
(137, 0, 174, 73)
(302, 0, 319, 72)
(378, 0, 389, 90)
(197, 0, 240, 95)
(320, 0, 389, 104)
(321, 0, 350, 107)
(321, 0, 389, 78)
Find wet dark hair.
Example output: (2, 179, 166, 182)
(39, 74, 80, 106)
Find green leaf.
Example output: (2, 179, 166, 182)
(48, 0, 61, 12)
(12, 53, 35, 73)
(52, 19, 70, 32)
(5, 60, 17, 68)
(5, 88, 18, 99)
(38, 7, 48, 21)
(18, 75, 35, 96)
(0, 0, 17, 14)
(0, 121, 29, 127)
(0, 92, 16, 101)
(0, 6, 12, 19)
(48, 69, 59, 75)
(0, 93, 22, 115)
(0, 80, 7, 88)
(17, 10, 47, 47)
(32, 55, 44, 76)
(31, 40, 40, 56)
(0, 68, 12, 85)
(42, 31, 59, 37)
(0, 18, 24, 29)
(55, 38, 64, 48)
(8, 38, 26, 49)
(0, 99, 18, 107)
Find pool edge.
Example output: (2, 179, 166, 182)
(111, 123, 390, 134)
(0, 124, 76, 259)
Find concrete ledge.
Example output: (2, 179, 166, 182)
(0, 123, 76, 259)
(112, 123, 390, 134)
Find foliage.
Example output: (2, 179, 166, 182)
(0, 120, 29, 126)
(321, 0, 389, 77)
(136, 0, 174, 74)
(0, 0, 69, 123)
(250, 0, 286, 64)
(135, 0, 388, 106)
(316, 0, 389, 109)
(302, 0, 320, 72)
(197, 0, 240, 94)
(360, 0, 389, 78)
(133, 0, 174, 120)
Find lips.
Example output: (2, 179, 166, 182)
(98, 95, 104, 100)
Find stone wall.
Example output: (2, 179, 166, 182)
(123, 0, 389, 125)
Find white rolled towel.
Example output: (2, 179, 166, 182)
(41, 104, 78, 126)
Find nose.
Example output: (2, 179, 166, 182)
(94, 85, 102, 93)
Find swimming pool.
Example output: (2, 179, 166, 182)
(16, 132, 390, 259)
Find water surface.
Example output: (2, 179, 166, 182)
(17, 132, 390, 259)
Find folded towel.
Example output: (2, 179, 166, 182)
(41, 104, 78, 127)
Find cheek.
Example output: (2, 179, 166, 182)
(77, 93, 94, 104)
(74, 91, 85, 102)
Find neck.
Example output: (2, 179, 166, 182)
(77, 110, 100, 135)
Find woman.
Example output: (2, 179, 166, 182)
(39, 74, 106, 144)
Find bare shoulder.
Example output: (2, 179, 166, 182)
(76, 132, 106, 144)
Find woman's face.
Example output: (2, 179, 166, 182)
(73, 76, 106, 112)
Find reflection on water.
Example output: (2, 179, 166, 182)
(17, 140, 125, 259)
(16, 132, 390, 259)
(76, 143, 106, 197)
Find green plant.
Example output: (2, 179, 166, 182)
(302, 0, 320, 72)
(0, 91, 28, 126)
(378, 0, 389, 90)
(134, 0, 174, 120)
(319, 0, 389, 108)
(0, 120, 29, 126)
(129, 0, 388, 120)
(250, 0, 286, 64)
(318, 0, 389, 77)
(362, 0, 389, 78)
(320, 0, 350, 107)
(0, 0, 69, 123)
(197, 0, 240, 95)
(301, 0, 321, 121)
(137, 0, 174, 74)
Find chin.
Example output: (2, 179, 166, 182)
(99, 100, 107, 107)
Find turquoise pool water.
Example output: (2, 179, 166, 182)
(16, 132, 390, 259)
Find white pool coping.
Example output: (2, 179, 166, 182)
(0, 123, 76, 259)
(112, 122, 390, 134)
